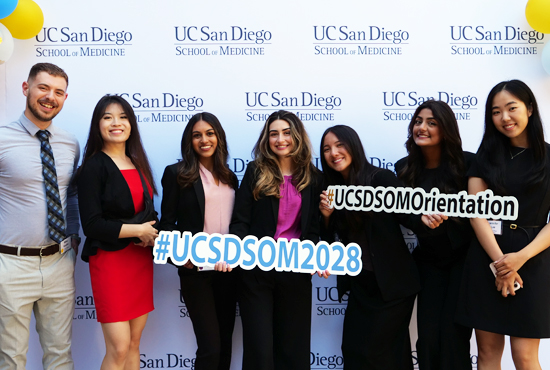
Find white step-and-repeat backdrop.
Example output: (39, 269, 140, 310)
(1, 0, 549, 368)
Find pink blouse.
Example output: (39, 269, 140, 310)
(274, 176, 302, 240)
(199, 163, 235, 235)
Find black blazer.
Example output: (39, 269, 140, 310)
(322, 168, 422, 302)
(77, 151, 154, 262)
(159, 162, 238, 275)
(230, 162, 323, 243)
(394, 151, 476, 252)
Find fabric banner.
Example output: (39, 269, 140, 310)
(1, 0, 549, 368)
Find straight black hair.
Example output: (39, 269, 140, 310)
(320, 125, 379, 187)
(477, 80, 546, 193)
(80, 94, 156, 194)
(320, 125, 379, 229)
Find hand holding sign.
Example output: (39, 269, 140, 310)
(319, 190, 335, 219)
(421, 214, 448, 229)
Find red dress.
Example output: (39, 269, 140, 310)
(89, 169, 154, 323)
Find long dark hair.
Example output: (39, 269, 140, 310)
(320, 125, 379, 229)
(477, 80, 546, 193)
(81, 94, 157, 194)
(398, 100, 466, 193)
(252, 110, 315, 200)
(176, 112, 237, 189)
(320, 125, 379, 187)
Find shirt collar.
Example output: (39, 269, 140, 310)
(18, 112, 57, 138)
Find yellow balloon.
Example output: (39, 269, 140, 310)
(526, 0, 550, 34)
(0, 0, 44, 40)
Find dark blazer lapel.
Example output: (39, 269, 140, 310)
(300, 184, 311, 235)
(271, 196, 279, 227)
(102, 151, 135, 215)
(193, 178, 206, 222)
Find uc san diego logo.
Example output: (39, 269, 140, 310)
(244, 91, 343, 123)
(140, 353, 196, 369)
(449, 25, 545, 56)
(381, 90, 478, 122)
(312, 25, 410, 56)
(74, 295, 96, 320)
(35, 26, 133, 58)
(174, 25, 272, 57)
(315, 286, 347, 316)
(114, 92, 205, 124)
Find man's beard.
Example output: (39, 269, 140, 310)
(26, 96, 60, 122)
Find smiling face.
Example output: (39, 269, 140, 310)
(412, 108, 442, 148)
(23, 71, 68, 127)
(323, 131, 352, 180)
(268, 119, 294, 159)
(491, 90, 532, 147)
(191, 120, 218, 162)
(99, 103, 131, 147)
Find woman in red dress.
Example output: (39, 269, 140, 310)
(77, 94, 158, 370)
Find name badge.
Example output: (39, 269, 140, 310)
(198, 266, 214, 272)
(488, 220, 502, 235)
(60, 237, 72, 254)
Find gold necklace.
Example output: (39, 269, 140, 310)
(510, 148, 527, 159)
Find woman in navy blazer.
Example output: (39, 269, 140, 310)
(230, 110, 324, 370)
(159, 112, 238, 370)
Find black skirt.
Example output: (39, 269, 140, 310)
(456, 225, 550, 338)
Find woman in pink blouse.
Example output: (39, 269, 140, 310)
(159, 112, 238, 370)
(230, 110, 324, 370)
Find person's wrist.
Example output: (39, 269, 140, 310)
(69, 234, 81, 245)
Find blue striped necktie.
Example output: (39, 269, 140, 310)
(37, 130, 66, 244)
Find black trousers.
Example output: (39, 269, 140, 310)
(415, 259, 472, 370)
(239, 268, 312, 370)
(342, 270, 416, 370)
(179, 270, 237, 370)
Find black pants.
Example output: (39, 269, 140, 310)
(342, 270, 416, 370)
(179, 270, 237, 370)
(415, 259, 472, 370)
(239, 269, 311, 370)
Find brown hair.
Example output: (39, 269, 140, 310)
(28, 63, 69, 86)
(252, 110, 315, 199)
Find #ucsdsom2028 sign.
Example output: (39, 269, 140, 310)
(153, 231, 363, 276)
